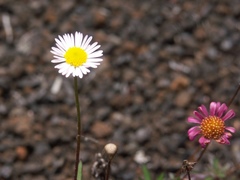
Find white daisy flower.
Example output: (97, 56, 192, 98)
(50, 32, 103, 78)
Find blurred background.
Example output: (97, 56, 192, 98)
(1, 0, 240, 179)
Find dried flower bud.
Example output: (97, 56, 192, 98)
(104, 143, 117, 156)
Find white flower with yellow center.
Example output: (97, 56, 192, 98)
(50, 32, 103, 78)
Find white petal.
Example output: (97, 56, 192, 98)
(78, 69, 83, 78)
(59, 69, 68, 76)
(51, 59, 65, 63)
(74, 68, 79, 77)
(70, 33, 74, 47)
(63, 34, 71, 48)
(50, 50, 59, 56)
(71, 68, 75, 77)
(80, 35, 88, 48)
(58, 65, 69, 74)
(87, 64, 98, 68)
(66, 66, 74, 77)
(87, 58, 103, 62)
(66, 34, 72, 47)
(80, 66, 90, 74)
(56, 38, 67, 51)
(53, 55, 63, 60)
(51, 47, 65, 56)
(53, 57, 65, 61)
(55, 62, 67, 69)
(51, 49, 61, 56)
(85, 62, 100, 67)
(75, 32, 83, 47)
(57, 36, 69, 50)
(88, 51, 103, 58)
(90, 50, 103, 55)
(82, 36, 92, 50)
(56, 43, 66, 53)
(75, 67, 81, 76)
(86, 42, 98, 51)
(86, 44, 100, 54)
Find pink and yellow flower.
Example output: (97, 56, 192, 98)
(188, 102, 235, 147)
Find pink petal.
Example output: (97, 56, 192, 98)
(199, 136, 210, 148)
(216, 135, 230, 145)
(194, 111, 205, 120)
(224, 132, 233, 138)
(188, 126, 201, 140)
(215, 102, 221, 109)
(188, 117, 201, 124)
(225, 126, 235, 133)
(216, 103, 227, 117)
(210, 102, 217, 116)
(222, 110, 235, 121)
(198, 105, 208, 116)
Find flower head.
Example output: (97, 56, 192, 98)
(188, 102, 235, 147)
(50, 32, 103, 78)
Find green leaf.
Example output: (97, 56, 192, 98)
(157, 173, 164, 180)
(142, 165, 151, 180)
(77, 161, 82, 180)
(205, 177, 213, 180)
(213, 158, 219, 170)
(213, 158, 225, 178)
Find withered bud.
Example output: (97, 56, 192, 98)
(104, 143, 117, 157)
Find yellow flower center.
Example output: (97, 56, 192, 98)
(64, 47, 87, 67)
(200, 116, 225, 140)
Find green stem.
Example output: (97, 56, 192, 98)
(74, 77, 82, 180)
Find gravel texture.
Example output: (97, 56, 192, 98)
(1, 0, 240, 179)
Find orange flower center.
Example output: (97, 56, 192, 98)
(200, 116, 225, 140)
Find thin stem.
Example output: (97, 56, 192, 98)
(189, 146, 202, 161)
(74, 77, 82, 180)
(105, 159, 111, 180)
(104, 143, 117, 180)
(181, 144, 209, 179)
(186, 167, 191, 180)
(227, 83, 240, 107)
(196, 143, 209, 162)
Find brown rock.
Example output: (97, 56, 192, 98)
(16, 146, 28, 160)
(43, 6, 57, 24)
(91, 121, 113, 138)
(3, 109, 34, 137)
(92, 8, 108, 27)
(109, 94, 132, 108)
(170, 75, 190, 91)
(174, 90, 192, 108)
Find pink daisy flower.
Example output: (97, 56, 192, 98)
(188, 102, 235, 147)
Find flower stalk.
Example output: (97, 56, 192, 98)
(74, 77, 82, 180)
(227, 83, 240, 107)
(50, 32, 103, 180)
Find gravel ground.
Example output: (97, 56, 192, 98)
(1, 0, 240, 180)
